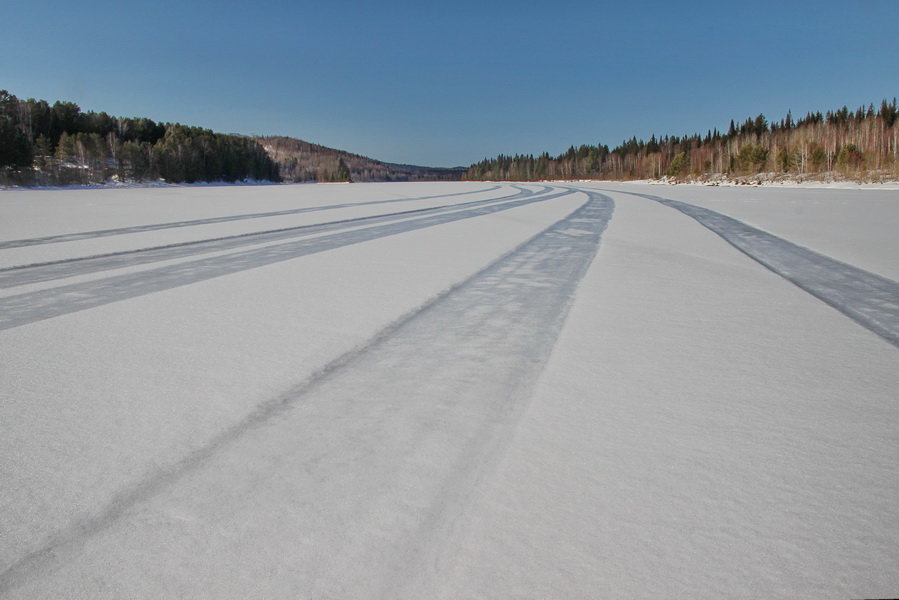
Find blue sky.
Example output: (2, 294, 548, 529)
(2, 0, 897, 166)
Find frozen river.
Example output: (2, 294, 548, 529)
(1, 182, 897, 598)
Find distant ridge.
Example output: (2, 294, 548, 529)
(257, 136, 464, 183)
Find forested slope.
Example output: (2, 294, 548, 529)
(0, 90, 279, 185)
(466, 100, 899, 182)
(258, 136, 464, 182)
(0, 89, 464, 187)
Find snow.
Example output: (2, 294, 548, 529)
(589, 182, 899, 280)
(0, 182, 504, 268)
(1, 182, 897, 598)
(398, 191, 899, 598)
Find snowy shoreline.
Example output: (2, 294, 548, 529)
(6, 174, 899, 192)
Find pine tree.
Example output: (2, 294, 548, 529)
(666, 152, 689, 177)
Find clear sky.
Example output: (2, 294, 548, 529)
(2, 0, 897, 167)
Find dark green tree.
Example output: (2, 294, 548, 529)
(666, 152, 690, 177)
(0, 119, 32, 169)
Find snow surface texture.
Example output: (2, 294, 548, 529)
(605, 182, 899, 280)
(589, 188, 899, 349)
(1, 182, 897, 598)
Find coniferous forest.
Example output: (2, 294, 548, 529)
(465, 100, 899, 182)
(0, 90, 280, 185)
(2, 89, 899, 186)
(0, 89, 464, 186)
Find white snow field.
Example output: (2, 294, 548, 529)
(0, 182, 897, 598)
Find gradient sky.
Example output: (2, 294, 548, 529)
(2, 0, 897, 167)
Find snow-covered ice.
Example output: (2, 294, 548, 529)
(1, 182, 897, 598)
(594, 182, 899, 280)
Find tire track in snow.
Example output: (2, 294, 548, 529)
(0, 187, 570, 331)
(0, 192, 614, 596)
(0, 184, 503, 249)
(607, 189, 899, 349)
(0, 186, 538, 289)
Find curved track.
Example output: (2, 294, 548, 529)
(0, 186, 570, 330)
(0, 185, 502, 249)
(604, 189, 899, 348)
(2, 182, 896, 598)
(0, 190, 614, 596)
(0, 186, 538, 289)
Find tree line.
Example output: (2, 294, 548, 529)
(1, 90, 279, 185)
(465, 100, 899, 182)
